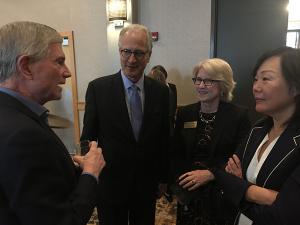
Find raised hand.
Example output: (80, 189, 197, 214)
(225, 154, 242, 178)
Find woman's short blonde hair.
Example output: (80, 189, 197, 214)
(193, 58, 236, 102)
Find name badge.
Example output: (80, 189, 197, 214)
(184, 121, 197, 129)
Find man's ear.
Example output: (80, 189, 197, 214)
(146, 51, 152, 63)
(16, 55, 33, 80)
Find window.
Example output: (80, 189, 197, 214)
(286, 30, 300, 48)
(286, 0, 300, 48)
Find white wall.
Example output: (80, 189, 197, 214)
(0, 0, 123, 102)
(0, 0, 211, 104)
(138, 0, 211, 105)
(0, 0, 211, 148)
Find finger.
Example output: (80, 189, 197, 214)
(97, 147, 103, 155)
(89, 141, 98, 150)
(73, 155, 84, 165)
(228, 158, 238, 170)
(178, 173, 189, 181)
(228, 157, 235, 166)
(232, 154, 241, 167)
(225, 161, 236, 173)
(225, 159, 231, 170)
(225, 165, 230, 173)
(188, 183, 198, 191)
(182, 179, 195, 189)
(178, 177, 191, 186)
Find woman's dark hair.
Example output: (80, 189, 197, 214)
(252, 47, 300, 125)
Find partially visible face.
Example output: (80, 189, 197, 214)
(28, 43, 71, 104)
(253, 56, 296, 117)
(119, 30, 151, 83)
(194, 67, 221, 104)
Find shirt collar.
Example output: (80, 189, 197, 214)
(121, 70, 144, 91)
(0, 87, 48, 117)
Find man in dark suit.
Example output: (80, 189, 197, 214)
(0, 21, 105, 225)
(81, 24, 170, 225)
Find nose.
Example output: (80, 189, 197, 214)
(198, 80, 206, 87)
(253, 80, 262, 93)
(63, 65, 71, 78)
(127, 53, 137, 63)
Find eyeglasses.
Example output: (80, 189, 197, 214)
(120, 49, 147, 60)
(192, 77, 219, 86)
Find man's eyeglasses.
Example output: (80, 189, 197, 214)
(192, 77, 219, 87)
(120, 49, 147, 60)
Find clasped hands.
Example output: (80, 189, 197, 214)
(178, 169, 214, 191)
(178, 154, 243, 191)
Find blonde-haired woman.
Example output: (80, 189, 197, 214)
(172, 58, 251, 225)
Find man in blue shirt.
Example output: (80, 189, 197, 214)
(81, 24, 170, 225)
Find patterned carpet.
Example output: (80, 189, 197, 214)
(87, 196, 177, 225)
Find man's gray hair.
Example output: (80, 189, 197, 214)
(118, 24, 153, 51)
(0, 21, 62, 82)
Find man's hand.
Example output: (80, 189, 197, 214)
(73, 141, 105, 178)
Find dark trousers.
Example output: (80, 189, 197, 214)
(97, 197, 156, 225)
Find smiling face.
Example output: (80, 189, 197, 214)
(28, 43, 71, 104)
(253, 56, 296, 118)
(194, 67, 221, 105)
(119, 29, 151, 83)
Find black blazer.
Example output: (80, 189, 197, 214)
(172, 101, 251, 178)
(214, 118, 300, 225)
(81, 72, 170, 204)
(0, 92, 98, 225)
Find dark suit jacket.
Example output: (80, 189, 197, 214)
(172, 101, 251, 178)
(81, 72, 170, 204)
(0, 92, 98, 225)
(213, 118, 300, 225)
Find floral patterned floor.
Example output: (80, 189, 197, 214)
(87, 196, 177, 225)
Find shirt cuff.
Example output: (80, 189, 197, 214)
(81, 172, 98, 184)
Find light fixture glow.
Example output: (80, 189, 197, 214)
(108, 0, 127, 22)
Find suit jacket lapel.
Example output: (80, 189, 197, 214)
(240, 125, 268, 177)
(111, 73, 136, 141)
(209, 102, 226, 158)
(256, 125, 300, 186)
(185, 103, 199, 155)
(0, 92, 71, 159)
(140, 77, 152, 141)
(240, 121, 300, 187)
(0, 92, 47, 130)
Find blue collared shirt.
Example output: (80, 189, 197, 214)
(0, 87, 48, 117)
(121, 71, 145, 121)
